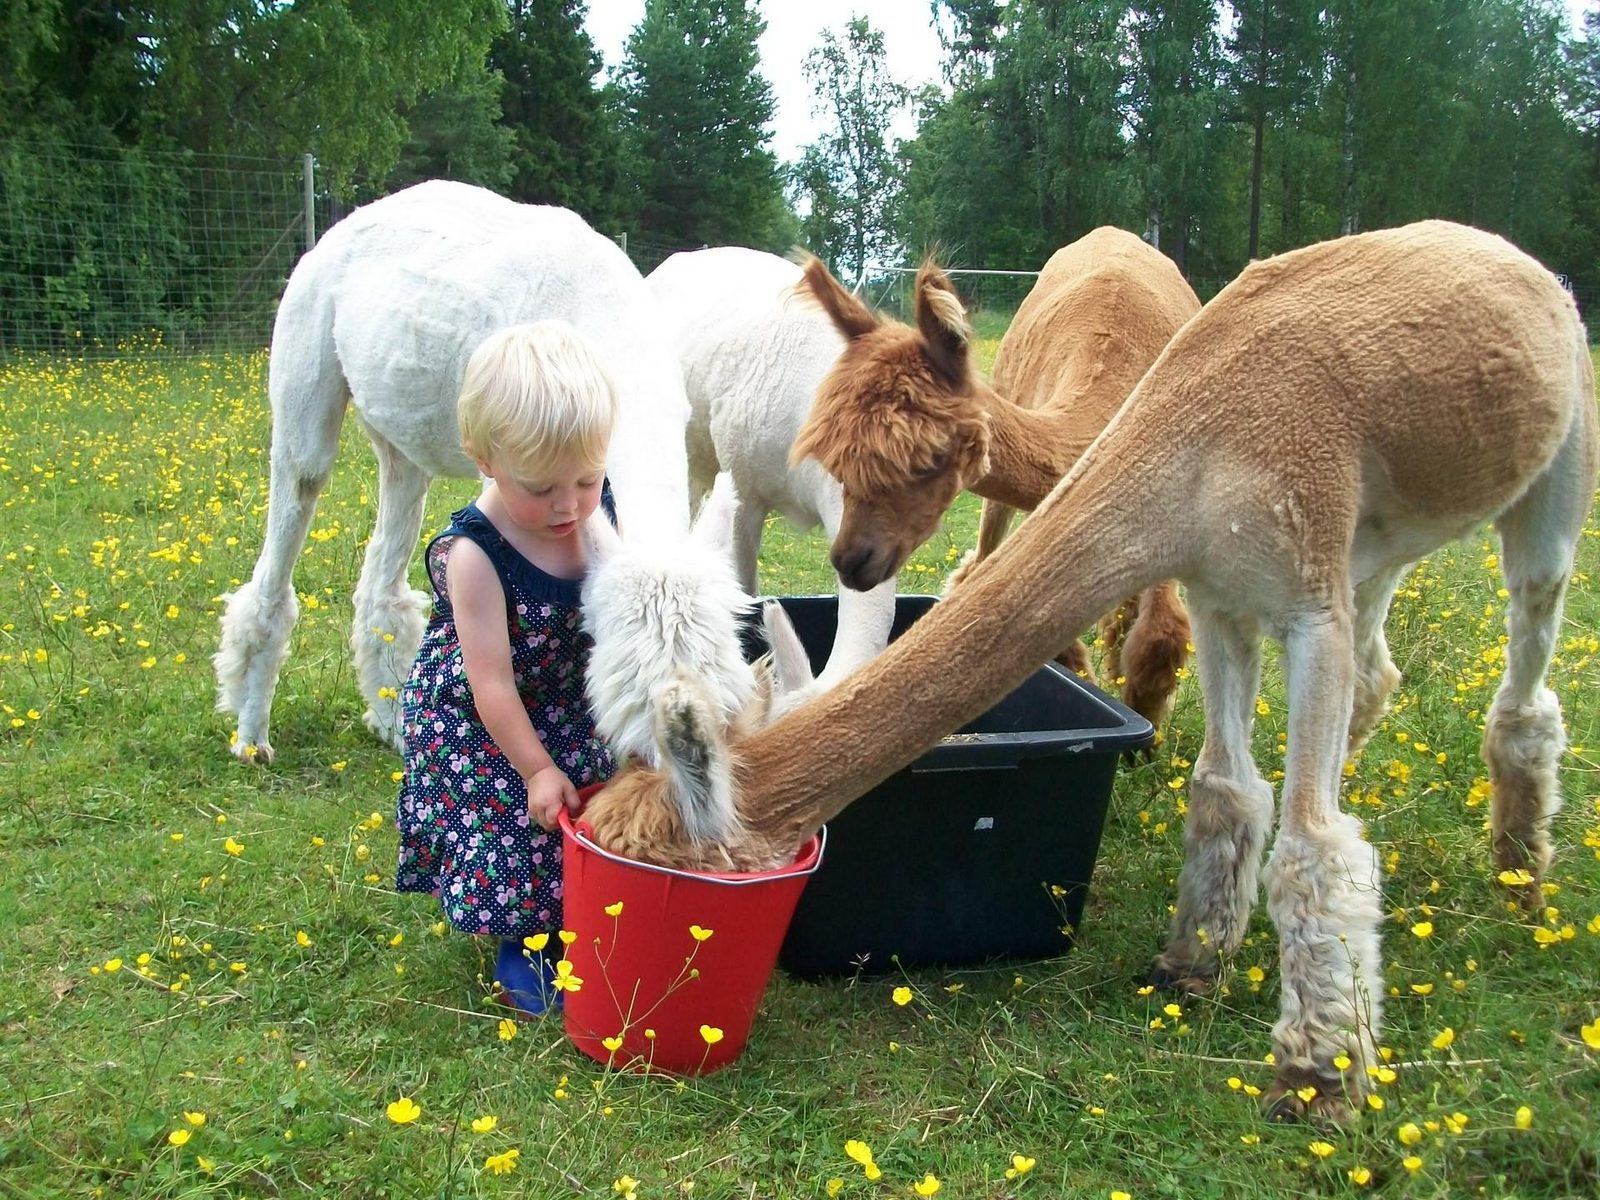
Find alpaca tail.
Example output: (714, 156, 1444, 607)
(654, 672, 742, 847)
(1116, 578, 1190, 730)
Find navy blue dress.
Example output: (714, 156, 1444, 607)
(395, 495, 616, 937)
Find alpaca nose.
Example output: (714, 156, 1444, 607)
(830, 543, 883, 591)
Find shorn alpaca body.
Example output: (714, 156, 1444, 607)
(792, 227, 1200, 725)
(214, 181, 691, 761)
(645, 247, 894, 687)
(587, 221, 1596, 1121)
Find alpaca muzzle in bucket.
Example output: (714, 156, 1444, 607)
(558, 799, 824, 1075)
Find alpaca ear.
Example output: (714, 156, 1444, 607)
(914, 259, 972, 387)
(654, 674, 737, 846)
(691, 472, 739, 560)
(581, 506, 623, 566)
(797, 253, 879, 341)
(762, 601, 815, 695)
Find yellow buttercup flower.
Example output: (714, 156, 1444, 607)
(892, 986, 912, 1006)
(1431, 1026, 1455, 1050)
(1397, 1122, 1422, 1146)
(167, 1128, 191, 1146)
(523, 932, 549, 952)
(689, 924, 714, 941)
(1348, 1166, 1372, 1186)
(1515, 1105, 1533, 1129)
(699, 1025, 724, 1045)
(497, 1018, 517, 1042)
(1581, 1018, 1600, 1050)
(558, 929, 576, 946)
(825, 1180, 843, 1197)
(604, 901, 624, 917)
(1402, 1155, 1423, 1173)
(223, 837, 244, 856)
(613, 1176, 639, 1197)
(602, 1035, 624, 1053)
(913, 1173, 942, 1196)
(1308, 1140, 1335, 1159)
(295, 930, 312, 948)
(470, 1114, 497, 1134)
(1410, 920, 1433, 938)
(549, 960, 583, 993)
(484, 1148, 520, 1175)
(1005, 1153, 1036, 1179)
(386, 1096, 422, 1125)
(182, 1111, 206, 1127)
(845, 1139, 875, 1167)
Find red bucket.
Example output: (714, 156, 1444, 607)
(558, 798, 824, 1075)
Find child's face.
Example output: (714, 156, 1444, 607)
(483, 449, 606, 541)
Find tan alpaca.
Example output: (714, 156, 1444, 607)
(790, 227, 1200, 726)
(583, 220, 1597, 1122)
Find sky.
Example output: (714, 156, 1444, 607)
(583, 1, 1599, 166)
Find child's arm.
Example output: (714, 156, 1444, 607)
(447, 540, 579, 828)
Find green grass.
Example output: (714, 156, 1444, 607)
(0, 347, 1597, 1199)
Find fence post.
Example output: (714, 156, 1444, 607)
(302, 153, 317, 252)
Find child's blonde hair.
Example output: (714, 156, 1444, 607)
(457, 321, 617, 476)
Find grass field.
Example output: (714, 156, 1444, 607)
(1, 346, 1597, 1199)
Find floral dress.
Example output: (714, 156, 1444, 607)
(395, 496, 616, 937)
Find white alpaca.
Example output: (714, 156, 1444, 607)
(214, 180, 692, 762)
(580, 474, 813, 863)
(645, 247, 895, 688)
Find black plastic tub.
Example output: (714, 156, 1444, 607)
(748, 594, 1153, 978)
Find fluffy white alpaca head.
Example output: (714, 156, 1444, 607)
(580, 475, 761, 837)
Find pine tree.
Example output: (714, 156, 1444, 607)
(617, 0, 789, 248)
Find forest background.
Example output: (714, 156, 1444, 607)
(4, 0, 1600, 352)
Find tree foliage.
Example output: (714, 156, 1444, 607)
(794, 17, 911, 284)
(617, 0, 790, 248)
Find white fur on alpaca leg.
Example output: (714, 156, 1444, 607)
(352, 588, 430, 752)
(214, 579, 299, 761)
(1483, 686, 1566, 877)
(1160, 768, 1274, 975)
(1266, 816, 1384, 1083)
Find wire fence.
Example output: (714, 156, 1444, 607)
(3, 142, 1596, 355)
(0, 140, 338, 354)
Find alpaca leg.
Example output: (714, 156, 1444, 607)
(730, 492, 766, 595)
(1347, 565, 1408, 752)
(1152, 603, 1272, 992)
(1119, 578, 1192, 729)
(1483, 419, 1593, 908)
(1264, 604, 1381, 1123)
(351, 430, 432, 753)
(215, 344, 347, 763)
(819, 576, 895, 688)
(946, 497, 1014, 589)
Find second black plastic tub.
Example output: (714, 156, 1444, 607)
(749, 594, 1154, 978)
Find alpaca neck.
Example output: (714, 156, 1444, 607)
(974, 386, 1098, 509)
(733, 448, 1173, 843)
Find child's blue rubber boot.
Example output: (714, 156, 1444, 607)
(495, 937, 560, 1017)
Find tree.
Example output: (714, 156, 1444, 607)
(1221, 0, 1324, 259)
(617, 0, 789, 248)
(794, 17, 910, 284)
(1128, 1, 1226, 269)
(493, 0, 630, 227)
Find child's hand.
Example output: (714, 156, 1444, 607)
(526, 765, 579, 830)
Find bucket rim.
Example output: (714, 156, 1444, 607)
(559, 809, 826, 886)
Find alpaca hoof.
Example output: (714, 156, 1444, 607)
(1148, 956, 1215, 996)
(1262, 1073, 1356, 1127)
(229, 737, 274, 765)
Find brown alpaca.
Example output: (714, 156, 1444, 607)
(583, 221, 1597, 1123)
(791, 228, 1200, 727)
